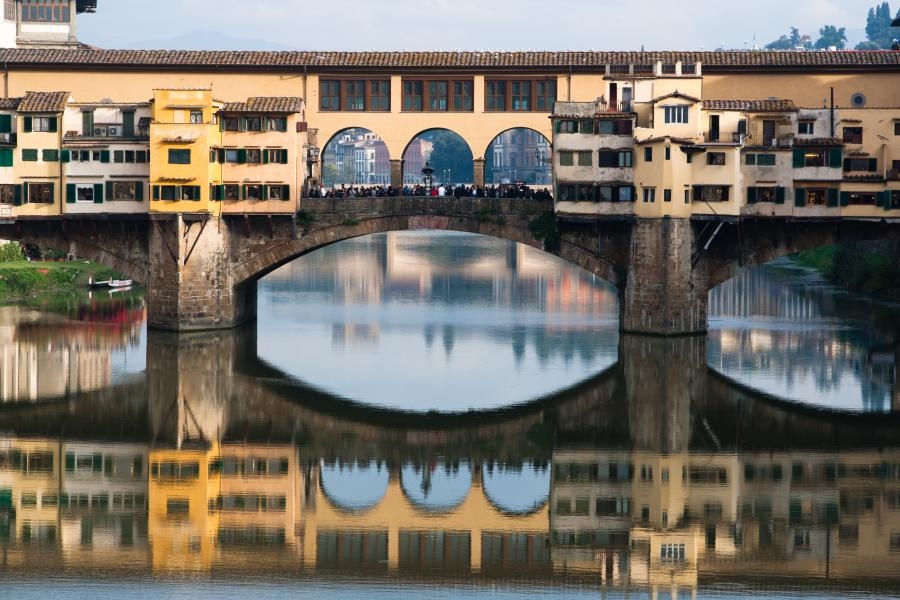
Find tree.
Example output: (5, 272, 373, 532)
(814, 25, 847, 49)
(765, 26, 811, 50)
(421, 130, 473, 184)
(858, 2, 894, 48)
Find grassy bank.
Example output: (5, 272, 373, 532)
(792, 242, 900, 301)
(0, 260, 122, 300)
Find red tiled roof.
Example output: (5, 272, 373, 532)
(0, 49, 897, 70)
(18, 91, 69, 112)
(221, 97, 303, 113)
(794, 137, 844, 146)
(0, 97, 21, 110)
(702, 99, 798, 112)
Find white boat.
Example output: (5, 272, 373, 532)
(107, 279, 133, 288)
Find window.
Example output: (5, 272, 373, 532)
(692, 185, 730, 202)
(665, 146, 670, 160)
(21, 0, 70, 22)
(4, 0, 14, 21)
(29, 116, 57, 132)
(576, 151, 591, 166)
(244, 184, 262, 200)
(221, 117, 239, 131)
(402, 80, 423, 111)
(799, 121, 815, 135)
(843, 127, 863, 144)
(895, 122, 900, 136)
(746, 153, 776, 166)
(41, 149, 58, 162)
(244, 116, 262, 131)
(660, 543, 685, 562)
(485, 80, 506, 111)
(511, 81, 531, 111)
(843, 157, 877, 172)
(707, 152, 726, 166)
(643, 187, 656, 203)
(111, 181, 141, 201)
(223, 184, 240, 200)
(268, 185, 289, 200)
(266, 148, 288, 164)
(640, 465, 653, 481)
(320, 79, 391, 112)
(320, 80, 341, 111)
(845, 191, 877, 205)
(75, 184, 94, 202)
(664, 189, 672, 202)
(598, 150, 632, 167)
(246, 148, 261, 164)
(535, 80, 556, 111)
(344, 80, 366, 111)
(595, 185, 634, 203)
(265, 116, 288, 132)
(168, 149, 190, 164)
(596, 497, 630, 516)
(189, 110, 203, 124)
(598, 119, 633, 135)
(579, 120, 593, 134)
(663, 105, 689, 124)
(801, 149, 825, 167)
(21, 148, 38, 161)
(556, 120, 576, 134)
(748, 186, 784, 204)
(427, 81, 448, 111)
(797, 188, 828, 206)
(644, 147, 652, 162)
(0, 184, 16, 204)
(27, 182, 53, 203)
(154, 185, 200, 201)
(368, 80, 390, 111)
(558, 151, 573, 166)
(452, 80, 473, 111)
(486, 79, 554, 112)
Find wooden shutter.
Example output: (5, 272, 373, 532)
(23, 116, 32, 133)
(66, 183, 76, 204)
(792, 148, 805, 168)
(746, 187, 757, 204)
(868, 158, 877, 172)
(100, 150, 110, 163)
(93, 183, 104, 204)
(113, 150, 124, 163)
(827, 188, 839, 207)
(883, 190, 892, 211)
(840, 191, 850, 207)
(48, 117, 57, 133)
(0, 114, 10, 134)
(106, 181, 114, 201)
(794, 187, 805, 207)
(60, 150, 70, 163)
(828, 148, 842, 168)
(152, 185, 160, 200)
(262, 149, 269, 164)
(282, 184, 290, 200)
(775, 187, 785, 205)
(237, 148, 247, 164)
(0, 148, 11, 167)
(280, 150, 288, 165)
(122, 110, 135, 138)
(135, 181, 143, 201)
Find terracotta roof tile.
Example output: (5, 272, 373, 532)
(702, 99, 798, 112)
(0, 97, 21, 110)
(795, 137, 844, 146)
(19, 91, 69, 112)
(221, 97, 303, 113)
(0, 49, 897, 70)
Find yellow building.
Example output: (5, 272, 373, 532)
(149, 88, 221, 214)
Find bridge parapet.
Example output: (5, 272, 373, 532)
(299, 196, 553, 220)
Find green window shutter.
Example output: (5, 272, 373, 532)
(92, 454, 102, 472)
(21, 182, 28, 204)
(192, 185, 201, 201)
(282, 184, 290, 200)
(260, 184, 267, 200)
(840, 191, 850, 207)
(65, 453, 75, 472)
(0, 114, 10, 134)
(100, 150, 110, 163)
(745, 153, 756, 165)
(42, 149, 58, 162)
(0, 148, 11, 167)
(883, 190, 892, 211)
(792, 148, 805, 168)
(746, 187, 757, 204)
(48, 182, 54, 202)
(827, 188, 839, 207)
(209, 184, 219, 201)
(280, 150, 288, 164)
(93, 183, 104, 203)
(868, 158, 878, 172)
(262, 149, 269, 164)
(237, 148, 247, 164)
(66, 183, 76, 204)
(106, 181, 114, 200)
(48, 117, 57, 133)
(775, 187, 786, 205)
(152, 185, 160, 200)
(217, 148, 225, 163)
(241, 185, 247, 200)
(60, 149, 70, 163)
(113, 150, 124, 163)
(21, 149, 37, 161)
(23, 116, 32, 133)
(13, 184, 21, 205)
(828, 148, 842, 168)
(794, 187, 806, 207)
(122, 110, 135, 138)
(82, 110, 93, 135)
(135, 181, 143, 201)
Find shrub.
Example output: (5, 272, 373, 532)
(0, 242, 22, 263)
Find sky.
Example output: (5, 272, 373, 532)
(76, 0, 892, 52)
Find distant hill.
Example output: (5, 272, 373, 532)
(121, 30, 292, 51)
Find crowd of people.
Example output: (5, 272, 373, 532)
(307, 183, 553, 201)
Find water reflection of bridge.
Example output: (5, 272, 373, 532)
(2, 331, 900, 591)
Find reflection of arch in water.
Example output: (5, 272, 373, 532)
(399, 461, 472, 513)
(319, 459, 390, 513)
(481, 461, 550, 516)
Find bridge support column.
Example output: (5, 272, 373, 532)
(390, 159, 404, 189)
(622, 218, 708, 335)
(148, 214, 256, 331)
(473, 158, 485, 188)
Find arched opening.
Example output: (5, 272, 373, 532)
(402, 129, 473, 188)
(319, 459, 390, 513)
(400, 460, 472, 512)
(321, 127, 391, 188)
(481, 461, 550, 515)
(485, 128, 551, 186)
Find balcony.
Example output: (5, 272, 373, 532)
(0, 132, 16, 146)
(598, 101, 635, 113)
(702, 131, 745, 145)
(887, 169, 900, 181)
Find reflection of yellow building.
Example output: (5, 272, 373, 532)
(0, 437, 60, 561)
(147, 443, 301, 573)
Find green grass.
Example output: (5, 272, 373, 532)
(791, 245, 840, 273)
(0, 261, 122, 300)
(791, 243, 900, 301)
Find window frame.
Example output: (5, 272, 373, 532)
(485, 78, 556, 112)
(663, 105, 689, 124)
(168, 149, 191, 165)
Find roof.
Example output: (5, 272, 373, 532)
(19, 91, 69, 112)
(0, 97, 21, 110)
(636, 136, 696, 145)
(794, 137, 844, 147)
(221, 97, 303, 113)
(652, 91, 701, 103)
(552, 101, 602, 118)
(0, 49, 897, 71)
(702, 99, 798, 112)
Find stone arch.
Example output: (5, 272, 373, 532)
(319, 459, 390, 513)
(483, 127, 552, 186)
(481, 461, 550, 516)
(399, 461, 472, 513)
(401, 128, 474, 186)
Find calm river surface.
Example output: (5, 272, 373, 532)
(0, 231, 899, 599)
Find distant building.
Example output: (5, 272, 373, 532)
(1, 0, 97, 49)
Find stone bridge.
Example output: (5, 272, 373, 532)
(1, 202, 899, 335)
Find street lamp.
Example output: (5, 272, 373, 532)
(422, 161, 434, 191)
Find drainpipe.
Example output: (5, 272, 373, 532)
(567, 65, 572, 101)
(3, 62, 7, 99)
(829, 87, 835, 138)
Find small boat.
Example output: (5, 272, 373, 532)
(88, 277, 111, 288)
(108, 279, 133, 288)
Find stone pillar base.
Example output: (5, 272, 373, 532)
(621, 217, 708, 335)
(390, 159, 404, 189)
(473, 158, 485, 188)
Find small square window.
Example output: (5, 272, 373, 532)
(799, 121, 815, 135)
(707, 152, 726, 166)
(189, 110, 203, 124)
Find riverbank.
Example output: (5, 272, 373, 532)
(791, 242, 900, 302)
(0, 260, 122, 300)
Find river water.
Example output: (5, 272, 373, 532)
(0, 231, 899, 599)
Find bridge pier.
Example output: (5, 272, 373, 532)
(148, 214, 256, 332)
(473, 158, 485, 188)
(621, 218, 708, 335)
(390, 159, 404, 189)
